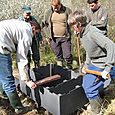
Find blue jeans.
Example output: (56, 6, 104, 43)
(82, 64, 115, 99)
(0, 53, 16, 94)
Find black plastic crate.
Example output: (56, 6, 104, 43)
(40, 77, 88, 115)
(19, 64, 88, 114)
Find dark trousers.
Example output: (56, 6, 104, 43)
(27, 37, 40, 68)
(31, 38, 40, 63)
(50, 37, 72, 64)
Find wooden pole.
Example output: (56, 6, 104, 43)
(35, 74, 61, 86)
(84, 68, 110, 78)
(84, 68, 110, 81)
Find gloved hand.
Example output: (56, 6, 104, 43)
(101, 70, 109, 79)
(81, 66, 86, 74)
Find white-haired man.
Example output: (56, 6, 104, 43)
(68, 10, 115, 114)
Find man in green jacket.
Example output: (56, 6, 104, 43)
(43, 0, 72, 69)
(19, 5, 42, 68)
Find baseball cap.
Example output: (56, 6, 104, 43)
(87, 0, 98, 4)
(22, 5, 31, 13)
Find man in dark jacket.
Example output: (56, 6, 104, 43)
(43, 0, 72, 69)
(19, 5, 42, 68)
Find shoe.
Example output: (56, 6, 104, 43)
(15, 106, 30, 114)
(67, 64, 72, 70)
(89, 96, 103, 114)
(7, 91, 27, 114)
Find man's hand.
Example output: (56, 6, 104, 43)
(25, 80, 37, 89)
(101, 70, 109, 79)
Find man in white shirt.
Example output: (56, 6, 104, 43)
(0, 19, 38, 114)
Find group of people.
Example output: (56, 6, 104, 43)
(0, 0, 114, 114)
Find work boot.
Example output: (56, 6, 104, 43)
(66, 62, 73, 70)
(15, 107, 29, 115)
(7, 91, 29, 114)
(89, 96, 103, 115)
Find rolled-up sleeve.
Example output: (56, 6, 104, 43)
(17, 29, 32, 81)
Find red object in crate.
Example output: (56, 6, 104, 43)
(35, 74, 61, 86)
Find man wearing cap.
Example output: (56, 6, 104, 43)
(43, 0, 72, 69)
(0, 19, 39, 114)
(85, 0, 108, 35)
(19, 5, 42, 68)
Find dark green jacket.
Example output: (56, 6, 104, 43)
(43, 4, 72, 39)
